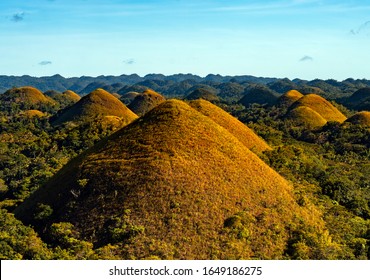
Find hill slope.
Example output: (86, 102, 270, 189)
(62, 90, 81, 103)
(128, 89, 165, 116)
(286, 106, 328, 128)
(15, 100, 330, 259)
(290, 94, 346, 123)
(52, 88, 137, 126)
(345, 88, 370, 110)
(185, 88, 220, 102)
(189, 99, 271, 153)
(20, 109, 45, 119)
(345, 111, 370, 126)
(1, 86, 55, 107)
(239, 85, 278, 106)
(277, 90, 304, 107)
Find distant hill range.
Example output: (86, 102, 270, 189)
(1, 74, 370, 101)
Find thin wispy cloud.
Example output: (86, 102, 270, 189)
(209, 1, 370, 15)
(11, 12, 25, 22)
(123, 59, 135, 65)
(350, 21, 370, 36)
(300, 56, 313, 62)
(39, 61, 52, 66)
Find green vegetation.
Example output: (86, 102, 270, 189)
(0, 83, 369, 260)
(345, 111, 370, 126)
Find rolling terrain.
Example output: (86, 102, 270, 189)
(0, 79, 369, 260)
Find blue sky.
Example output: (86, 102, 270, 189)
(0, 0, 370, 80)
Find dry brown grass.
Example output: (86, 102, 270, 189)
(128, 89, 166, 116)
(53, 88, 138, 126)
(62, 90, 81, 102)
(290, 94, 346, 123)
(16, 99, 332, 259)
(4, 86, 55, 105)
(20, 110, 45, 118)
(278, 90, 304, 107)
(286, 105, 327, 129)
(189, 99, 271, 153)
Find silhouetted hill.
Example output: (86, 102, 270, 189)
(343, 88, 370, 111)
(239, 85, 279, 106)
(268, 78, 298, 94)
(345, 111, 370, 126)
(185, 88, 220, 102)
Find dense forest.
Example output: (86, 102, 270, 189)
(0, 74, 369, 260)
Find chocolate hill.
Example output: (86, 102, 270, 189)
(277, 90, 304, 107)
(52, 88, 138, 126)
(128, 89, 165, 116)
(286, 106, 328, 129)
(1, 86, 55, 108)
(61, 90, 81, 103)
(189, 99, 271, 153)
(290, 94, 346, 123)
(15, 99, 330, 259)
(345, 111, 370, 126)
(286, 94, 347, 128)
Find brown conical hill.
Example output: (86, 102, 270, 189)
(15, 100, 329, 259)
(62, 90, 81, 103)
(277, 90, 304, 107)
(286, 106, 327, 129)
(290, 94, 346, 123)
(345, 111, 370, 126)
(189, 99, 271, 153)
(2, 86, 55, 106)
(128, 89, 165, 116)
(52, 88, 138, 126)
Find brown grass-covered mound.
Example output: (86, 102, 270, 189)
(290, 94, 346, 123)
(15, 100, 334, 260)
(3, 86, 55, 106)
(128, 89, 165, 116)
(189, 99, 271, 153)
(286, 106, 327, 129)
(20, 110, 45, 119)
(345, 111, 370, 126)
(52, 88, 138, 126)
(278, 90, 304, 107)
(62, 90, 81, 103)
